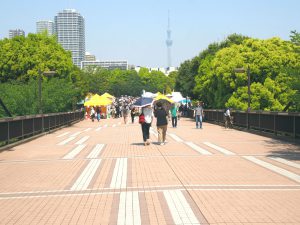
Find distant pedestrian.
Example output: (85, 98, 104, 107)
(96, 107, 101, 122)
(193, 101, 204, 129)
(111, 106, 116, 118)
(116, 105, 120, 118)
(154, 102, 168, 145)
(90, 107, 95, 122)
(170, 104, 178, 128)
(140, 105, 153, 146)
(122, 105, 130, 124)
(224, 107, 232, 129)
(131, 107, 136, 123)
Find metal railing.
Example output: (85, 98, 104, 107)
(188, 109, 300, 139)
(0, 111, 84, 147)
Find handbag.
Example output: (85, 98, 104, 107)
(139, 113, 145, 124)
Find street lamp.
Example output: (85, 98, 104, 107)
(38, 70, 56, 114)
(234, 66, 251, 129)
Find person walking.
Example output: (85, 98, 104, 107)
(96, 107, 101, 122)
(170, 103, 178, 128)
(154, 102, 168, 145)
(122, 104, 130, 124)
(131, 106, 136, 123)
(90, 107, 95, 122)
(194, 101, 204, 129)
(140, 105, 153, 146)
(224, 107, 231, 129)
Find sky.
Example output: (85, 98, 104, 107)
(0, 0, 299, 68)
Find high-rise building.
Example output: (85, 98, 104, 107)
(9, 29, 25, 39)
(54, 9, 85, 67)
(85, 52, 96, 61)
(36, 20, 54, 35)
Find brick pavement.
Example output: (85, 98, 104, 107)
(0, 117, 299, 225)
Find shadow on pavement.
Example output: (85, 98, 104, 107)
(264, 139, 300, 160)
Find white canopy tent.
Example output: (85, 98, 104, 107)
(142, 91, 156, 98)
(170, 92, 185, 103)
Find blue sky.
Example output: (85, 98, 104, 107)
(0, 0, 299, 67)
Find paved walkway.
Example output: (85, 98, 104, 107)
(0, 117, 299, 225)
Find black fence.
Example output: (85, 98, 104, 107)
(0, 111, 84, 147)
(189, 109, 300, 139)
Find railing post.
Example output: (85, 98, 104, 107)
(247, 111, 249, 129)
(22, 119, 24, 140)
(38, 71, 42, 114)
(7, 121, 10, 144)
(259, 111, 261, 130)
(274, 114, 277, 136)
(33, 117, 35, 135)
(42, 115, 44, 133)
(293, 115, 296, 138)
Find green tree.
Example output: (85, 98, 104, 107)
(138, 68, 173, 94)
(290, 30, 300, 46)
(42, 78, 81, 113)
(0, 77, 81, 117)
(212, 37, 300, 110)
(0, 33, 73, 82)
(167, 71, 178, 92)
(193, 34, 249, 108)
(0, 80, 38, 116)
(191, 34, 300, 111)
(82, 67, 111, 94)
(175, 57, 200, 98)
(110, 69, 143, 96)
(0, 33, 84, 117)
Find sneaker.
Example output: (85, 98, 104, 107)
(146, 140, 150, 145)
(160, 142, 164, 146)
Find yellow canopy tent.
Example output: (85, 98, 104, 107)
(101, 92, 115, 100)
(84, 94, 112, 106)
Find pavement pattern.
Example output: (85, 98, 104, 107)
(0, 117, 299, 225)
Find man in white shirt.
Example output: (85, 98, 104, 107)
(141, 105, 153, 145)
(224, 108, 231, 129)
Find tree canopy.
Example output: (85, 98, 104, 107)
(1, 31, 300, 117)
(0, 33, 74, 82)
(177, 33, 300, 111)
(0, 34, 82, 117)
(290, 30, 300, 46)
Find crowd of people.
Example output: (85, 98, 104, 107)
(87, 95, 232, 146)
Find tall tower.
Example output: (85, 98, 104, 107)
(54, 9, 85, 67)
(36, 20, 54, 36)
(166, 11, 173, 68)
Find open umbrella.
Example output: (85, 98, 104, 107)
(153, 99, 173, 112)
(132, 97, 153, 107)
(154, 93, 174, 103)
(180, 99, 191, 104)
(153, 94, 174, 111)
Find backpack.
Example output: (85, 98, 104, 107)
(139, 113, 145, 124)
